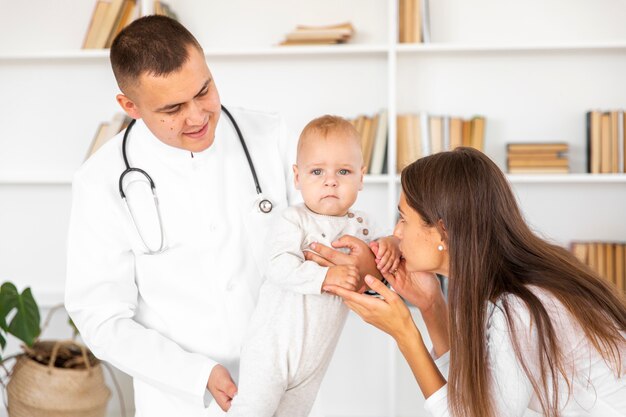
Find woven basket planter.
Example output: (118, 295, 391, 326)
(6, 340, 110, 417)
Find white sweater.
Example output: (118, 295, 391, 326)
(425, 287, 626, 417)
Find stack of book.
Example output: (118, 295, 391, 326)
(586, 110, 625, 173)
(506, 143, 569, 174)
(85, 113, 132, 160)
(154, 0, 178, 20)
(398, 0, 430, 43)
(396, 113, 486, 173)
(571, 241, 625, 295)
(82, 0, 138, 49)
(279, 22, 355, 46)
(347, 110, 389, 175)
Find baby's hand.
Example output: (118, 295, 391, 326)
(322, 265, 361, 292)
(370, 236, 401, 274)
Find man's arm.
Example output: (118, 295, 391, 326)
(65, 172, 216, 408)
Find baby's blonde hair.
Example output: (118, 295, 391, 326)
(297, 115, 362, 160)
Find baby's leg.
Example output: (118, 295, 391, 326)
(272, 371, 325, 417)
(227, 340, 288, 417)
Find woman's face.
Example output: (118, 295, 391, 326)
(394, 192, 449, 276)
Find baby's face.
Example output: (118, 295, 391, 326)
(293, 133, 364, 216)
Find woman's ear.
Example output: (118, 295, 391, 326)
(437, 219, 448, 248)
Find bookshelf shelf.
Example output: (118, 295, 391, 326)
(395, 40, 626, 54)
(0, 44, 390, 62)
(392, 174, 626, 184)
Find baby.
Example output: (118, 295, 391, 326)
(227, 115, 400, 417)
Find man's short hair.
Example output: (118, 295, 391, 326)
(110, 15, 203, 93)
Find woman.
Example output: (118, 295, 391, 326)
(323, 147, 626, 417)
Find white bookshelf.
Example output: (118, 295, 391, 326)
(1, 0, 626, 416)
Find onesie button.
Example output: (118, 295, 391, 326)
(362, 228, 369, 236)
(347, 212, 354, 218)
(357, 217, 363, 223)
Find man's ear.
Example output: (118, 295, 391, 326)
(292, 164, 301, 190)
(116, 93, 141, 120)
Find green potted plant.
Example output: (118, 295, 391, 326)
(0, 281, 111, 417)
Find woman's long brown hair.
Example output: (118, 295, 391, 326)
(401, 147, 626, 417)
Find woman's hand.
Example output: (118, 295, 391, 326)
(323, 275, 418, 343)
(383, 260, 443, 314)
(304, 235, 381, 284)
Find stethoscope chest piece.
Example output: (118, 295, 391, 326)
(258, 198, 273, 213)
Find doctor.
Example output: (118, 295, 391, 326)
(65, 15, 306, 417)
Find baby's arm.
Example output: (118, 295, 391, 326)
(267, 209, 359, 294)
(370, 236, 401, 274)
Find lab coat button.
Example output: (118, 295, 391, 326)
(362, 228, 369, 236)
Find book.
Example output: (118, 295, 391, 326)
(82, 1, 111, 49)
(429, 115, 443, 154)
(507, 158, 569, 168)
(507, 143, 568, 154)
(86, 113, 131, 160)
(281, 22, 354, 45)
(507, 167, 569, 174)
(85, 122, 110, 159)
(363, 114, 377, 171)
(600, 112, 611, 173)
(421, 0, 431, 43)
(449, 117, 463, 150)
(369, 110, 388, 175)
(106, 0, 137, 48)
(470, 116, 485, 151)
(616, 244, 625, 293)
(92, 0, 126, 49)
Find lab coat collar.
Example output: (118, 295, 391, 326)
(133, 119, 220, 166)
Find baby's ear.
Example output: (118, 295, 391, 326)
(292, 164, 301, 190)
(359, 165, 366, 190)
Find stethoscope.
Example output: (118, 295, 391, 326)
(119, 104, 273, 255)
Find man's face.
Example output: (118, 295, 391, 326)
(293, 133, 365, 216)
(117, 46, 221, 153)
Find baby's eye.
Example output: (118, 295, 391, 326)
(311, 169, 322, 175)
(338, 169, 350, 175)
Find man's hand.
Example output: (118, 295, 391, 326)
(207, 364, 237, 412)
(322, 265, 360, 291)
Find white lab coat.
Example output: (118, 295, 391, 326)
(65, 107, 297, 417)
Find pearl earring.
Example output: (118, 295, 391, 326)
(437, 244, 444, 251)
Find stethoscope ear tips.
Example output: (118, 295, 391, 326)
(259, 199, 273, 213)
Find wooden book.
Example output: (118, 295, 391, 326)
(606, 243, 615, 286)
(411, 0, 422, 43)
(597, 243, 606, 279)
(429, 115, 443, 154)
(507, 158, 569, 168)
(600, 112, 611, 173)
(571, 242, 588, 264)
(364, 113, 379, 172)
(507, 167, 570, 174)
(406, 114, 418, 165)
(83, 1, 111, 49)
(370, 110, 388, 175)
(411, 113, 423, 162)
(360, 116, 373, 166)
(449, 117, 463, 150)
(615, 244, 625, 294)
(588, 243, 598, 272)
(396, 115, 409, 173)
(470, 116, 485, 152)
(93, 0, 126, 49)
(507, 142, 568, 154)
(106, 0, 137, 48)
(85, 122, 110, 160)
(611, 111, 619, 173)
(462, 119, 472, 148)
(589, 111, 602, 173)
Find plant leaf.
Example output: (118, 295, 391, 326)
(0, 282, 19, 330)
(6, 287, 41, 347)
